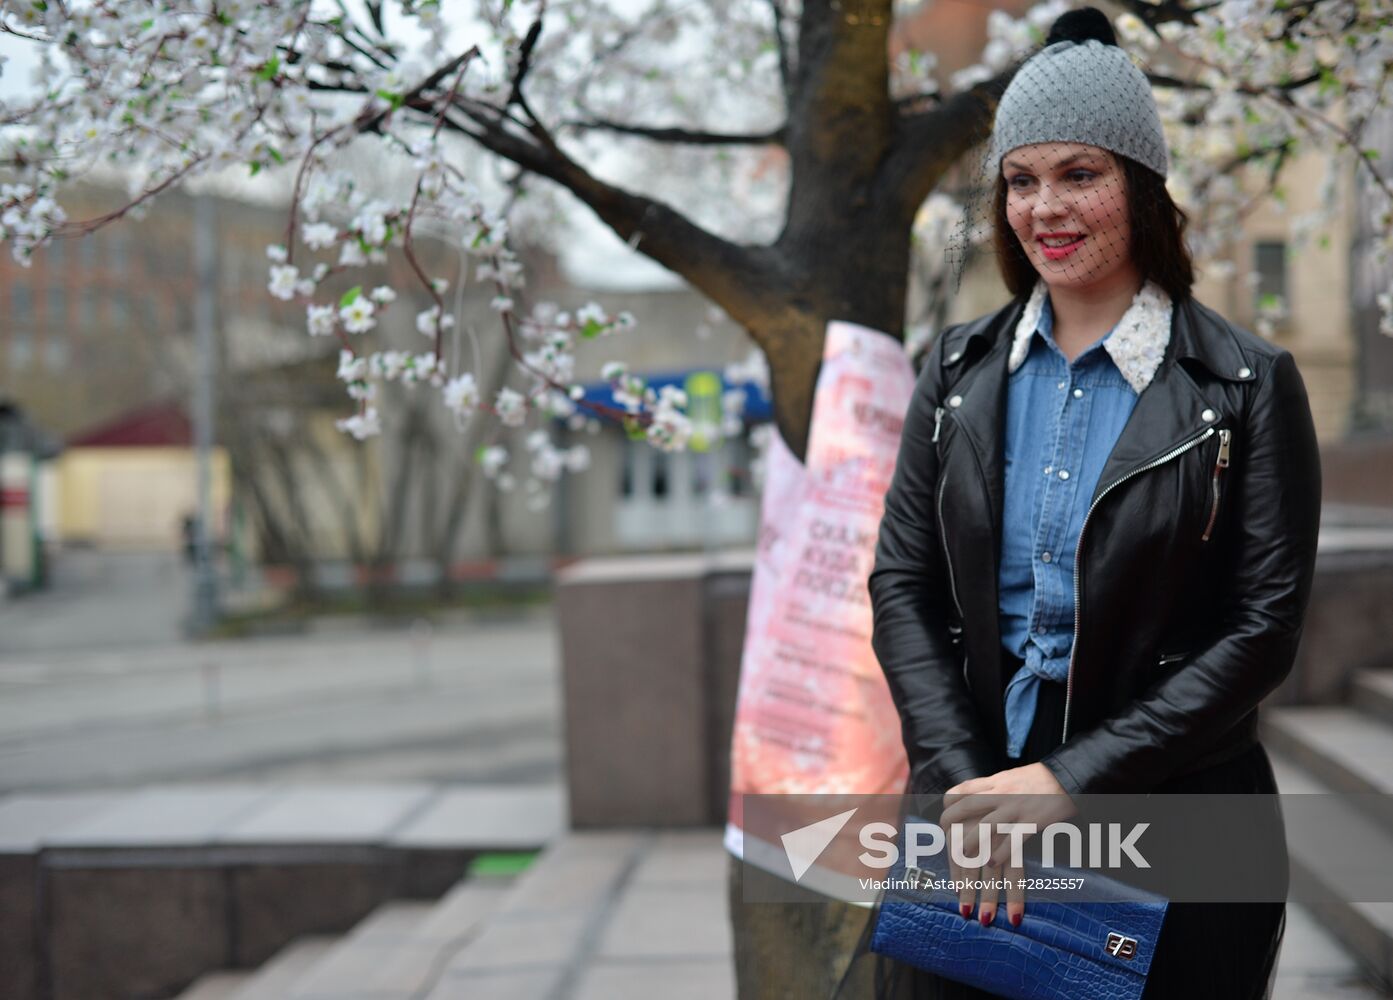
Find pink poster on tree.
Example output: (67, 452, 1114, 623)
(726, 320, 916, 868)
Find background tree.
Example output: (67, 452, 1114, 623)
(2, 0, 1390, 472)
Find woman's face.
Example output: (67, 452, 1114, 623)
(1002, 141, 1138, 293)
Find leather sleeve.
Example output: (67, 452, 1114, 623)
(869, 328, 999, 794)
(1041, 350, 1323, 795)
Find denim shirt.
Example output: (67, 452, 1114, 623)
(999, 294, 1140, 758)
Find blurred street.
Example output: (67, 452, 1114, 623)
(0, 551, 562, 794)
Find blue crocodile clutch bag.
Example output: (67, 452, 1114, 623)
(870, 835, 1167, 1000)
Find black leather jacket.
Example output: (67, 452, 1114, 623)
(868, 293, 1322, 796)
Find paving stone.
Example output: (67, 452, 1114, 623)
(1277, 904, 1370, 977)
(343, 900, 435, 943)
(573, 958, 736, 1000)
(283, 902, 435, 998)
(1265, 708, 1393, 795)
(1352, 670, 1393, 727)
(426, 968, 565, 1000)
(289, 942, 439, 999)
(221, 785, 435, 844)
(175, 971, 250, 999)
(390, 785, 565, 849)
(630, 830, 729, 887)
(46, 786, 272, 847)
(445, 909, 593, 972)
(0, 792, 123, 852)
(352, 941, 467, 998)
(595, 883, 733, 960)
(230, 937, 336, 1000)
(408, 878, 512, 945)
(495, 832, 641, 915)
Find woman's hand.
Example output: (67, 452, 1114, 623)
(942, 763, 1077, 928)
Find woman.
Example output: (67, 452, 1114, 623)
(863, 8, 1321, 999)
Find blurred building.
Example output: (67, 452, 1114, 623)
(0, 400, 60, 596)
(56, 402, 232, 550)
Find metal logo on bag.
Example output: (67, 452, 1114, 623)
(1105, 932, 1138, 960)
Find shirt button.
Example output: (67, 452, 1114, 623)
(1044, 465, 1052, 475)
(949, 394, 964, 408)
(1201, 408, 1217, 422)
(948, 349, 963, 362)
(1058, 469, 1070, 480)
(1041, 551, 1053, 563)
(1073, 388, 1084, 398)
(1035, 625, 1046, 634)
(1237, 366, 1251, 378)
(1057, 381, 1066, 390)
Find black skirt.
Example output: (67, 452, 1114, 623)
(842, 669, 1287, 1000)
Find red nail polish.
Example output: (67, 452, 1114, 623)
(960, 904, 972, 919)
(980, 910, 993, 926)
(1011, 913, 1022, 928)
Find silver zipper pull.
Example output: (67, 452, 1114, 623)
(933, 406, 944, 443)
(1216, 428, 1231, 467)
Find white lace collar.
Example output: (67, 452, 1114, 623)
(1007, 279, 1173, 394)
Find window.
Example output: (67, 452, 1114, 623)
(1253, 241, 1289, 323)
(79, 288, 97, 327)
(46, 284, 66, 325)
(652, 450, 669, 499)
(43, 334, 69, 371)
(620, 438, 635, 498)
(110, 291, 129, 328)
(107, 230, 129, 275)
(11, 285, 32, 324)
(10, 330, 33, 370)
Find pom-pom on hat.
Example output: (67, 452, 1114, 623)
(985, 6, 1169, 179)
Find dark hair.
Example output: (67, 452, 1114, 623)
(990, 152, 1196, 302)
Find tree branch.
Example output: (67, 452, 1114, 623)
(881, 65, 1017, 219)
(556, 117, 786, 145)
(508, 17, 544, 109)
(439, 101, 781, 333)
(767, 0, 793, 100)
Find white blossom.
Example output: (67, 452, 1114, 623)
(495, 387, 527, 426)
(337, 349, 367, 382)
(416, 305, 456, 336)
(479, 445, 509, 478)
(337, 407, 382, 440)
(268, 264, 299, 301)
(340, 296, 377, 334)
(307, 304, 336, 337)
(302, 223, 338, 250)
(443, 373, 479, 415)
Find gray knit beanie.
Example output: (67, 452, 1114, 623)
(986, 10, 1169, 179)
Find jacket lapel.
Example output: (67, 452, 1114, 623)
(1090, 297, 1234, 500)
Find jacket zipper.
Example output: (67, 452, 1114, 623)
(1061, 426, 1218, 742)
(934, 406, 968, 685)
(1200, 429, 1231, 542)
